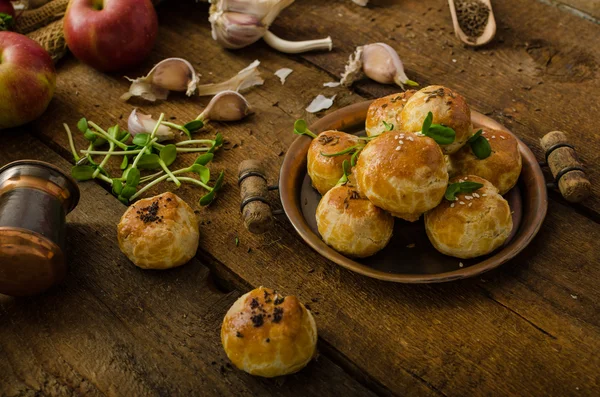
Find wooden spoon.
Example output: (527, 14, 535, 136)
(448, 0, 496, 47)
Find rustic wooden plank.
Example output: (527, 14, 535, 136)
(0, 133, 377, 397)
(539, 0, 600, 21)
(24, 1, 600, 396)
(273, 0, 600, 216)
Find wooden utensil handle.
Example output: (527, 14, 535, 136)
(238, 160, 274, 234)
(540, 131, 591, 203)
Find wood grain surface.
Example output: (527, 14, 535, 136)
(1, 0, 599, 396)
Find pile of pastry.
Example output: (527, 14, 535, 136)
(305, 85, 522, 260)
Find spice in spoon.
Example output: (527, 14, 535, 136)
(455, 0, 490, 42)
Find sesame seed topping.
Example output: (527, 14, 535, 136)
(400, 134, 405, 138)
(459, 201, 465, 205)
(482, 194, 487, 197)
(459, 262, 464, 267)
(394, 135, 398, 139)
(465, 195, 473, 200)
(473, 193, 480, 198)
(468, 202, 473, 207)
(395, 146, 401, 151)
(407, 137, 414, 141)
(491, 135, 496, 139)
(450, 203, 455, 208)
(500, 136, 506, 140)
(398, 140, 404, 144)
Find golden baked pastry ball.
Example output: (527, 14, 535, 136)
(400, 85, 472, 154)
(449, 128, 522, 195)
(117, 192, 199, 269)
(316, 184, 394, 257)
(424, 175, 513, 259)
(365, 90, 416, 137)
(221, 287, 317, 378)
(307, 130, 360, 195)
(355, 131, 448, 221)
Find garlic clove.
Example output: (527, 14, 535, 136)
(361, 43, 418, 89)
(198, 90, 253, 122)
(216, 0, 294, 25)
(128, 109, 175, 142)
(122, 58, 199, 102)
(196, 60, 264, 96)
(210, 11, 266, 49)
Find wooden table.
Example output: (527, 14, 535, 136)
(2, 1, 599, 395)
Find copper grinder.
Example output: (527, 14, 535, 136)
(0, 160, 80, 296)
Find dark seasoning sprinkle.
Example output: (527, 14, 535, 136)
(248, 290, 285, 328)
(455, 0, 490, 42)
(137, 200, 163, 224)
(318, 134, 340, 146)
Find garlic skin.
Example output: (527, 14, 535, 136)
(121, 58, 199, 102)
(351, 0, 369, 6)
(340, 43, 418, 89)
(128, 109, 175, 142)
(306, 94, 336, 113)
(197, 90, 253, 122)
(209, 0, 333, 54)
(196, 59, 264, 96)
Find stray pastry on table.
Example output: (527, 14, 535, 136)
(307, 130, 360, 194)
(400, 85, 472, 154)
(424, 175, 513, 259)
(449, 128, 522, 195)
(117, 192, 199, 269)
(221, 286, 317, 378)
(365, 90, 416, 137)
(355, 130, 448, 221)
(316, 184, 394, 257)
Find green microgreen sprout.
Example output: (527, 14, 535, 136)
(420, 111, 456, 145)
(64, 112, 224, 206)
(444, 181, 484, 201)
(0, 13, 14, 31)
(293, 119, 318, 139)
(336, 160, 352, 186)
(382, 120, 394, 131)
(320, 144, 365, 158)
(467, 129, 492, 159)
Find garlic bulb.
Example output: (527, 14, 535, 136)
(121, 58, 199, 102)
(209, 0, 333, 54)
(197, 91, 253, 122)
(128, 109, 174, 142)
(340, 43, 418, 89)
(196, 59, 264, 96)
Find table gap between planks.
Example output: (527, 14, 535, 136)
(1, 1, 599, 396)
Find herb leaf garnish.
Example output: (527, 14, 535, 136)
(336, 160, 351, 185)
(293, 119, 317, 139)
(320, 144, 364, 158)
(382, 120, 394, 131)
(467, 129, 491, 159)
(421, 111, 456, 145)
(445, 181, 484, 201)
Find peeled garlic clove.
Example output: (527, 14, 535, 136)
(198, 91, 253, 122)
(128, 109, 175, 142)
(122, 58, 199, 102)
(361, 43, 417, 89)
(210, 11, 267, 49)
(196, 60, 264, 96)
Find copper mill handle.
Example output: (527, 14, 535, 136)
(238, 160, 280, 234)
(540, 131, 591, 203)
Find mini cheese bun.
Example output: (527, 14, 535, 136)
(355, 131, 448, 222)
(424, 175, 513, 259)
(316, 184, 394, 257)
(117, 192, 199, 269)
(307, 130, 360, 195)
(365, 90, 416, 137)
(400, 85, 472, 154)
(221, 287, 317, 378)
(449, 128, 522, 195)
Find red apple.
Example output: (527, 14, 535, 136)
(64, 0, 158, 72)
(0, 32, 56, 130)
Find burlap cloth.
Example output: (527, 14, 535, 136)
(12, 0, 164, 63)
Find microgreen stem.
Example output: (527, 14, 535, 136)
(88, 121, 129, 149)
(96, 173, 113, 185)
(175, 140, 214, 146)
(93, 141, 115, 178)
(129, 166, 194, 201)
(150, 113, 165, 140)
(131, 138, 158, 168)
(63, 123, 81, 162)
(172, 177, 212, 191)
(158, 159, 181, 187)
(171, 147, 212, 153)
(140, 170, 164, 183)
(160, 121, 189, 137)
(82, 149, 143, 155)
